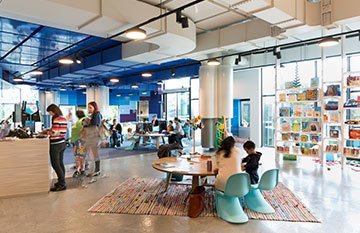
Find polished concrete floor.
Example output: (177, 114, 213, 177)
(1, 147, 360, 233)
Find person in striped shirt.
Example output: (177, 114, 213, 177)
(46, 104, 68, 192)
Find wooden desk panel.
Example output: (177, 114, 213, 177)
(0, 138, 50, 197)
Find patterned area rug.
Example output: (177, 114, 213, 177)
(88, 177, 320, 222)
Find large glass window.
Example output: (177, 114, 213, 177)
(240, 100, 250, 127)
(262, 96, 275, 147)
(190, 78, 199, 117)
(166, 93, 177, 120)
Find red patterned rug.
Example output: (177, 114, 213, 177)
(88, 177, 320, 222)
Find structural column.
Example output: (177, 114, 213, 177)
(39, 90, 59, 127)
(199, 58, 234, 149)
(86, 86, 110, 118)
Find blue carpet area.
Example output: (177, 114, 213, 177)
(63, 146, 157, 165)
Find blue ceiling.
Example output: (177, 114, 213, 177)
(0, 17, 200, 91)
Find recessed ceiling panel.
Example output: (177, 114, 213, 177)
(196, 11, 246, 31)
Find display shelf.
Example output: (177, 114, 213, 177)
(343, 107, 360, 110)
(345, 155, 360, 159)
(276, 140, 320, 144)
(324, 151, 340, 154)
(323, 122, 342, 125)
(323, 81, 342, 84)
(323, 137, 341, 141)
(344, 138, 360, 142)
(277, 116, 322, 119)
(344, 85, 360, 89)
(323, 109, 341, 112)
(277, 87, 320, 92)
(278, 100, 321, 103)
(323, 96, 341, 99)
(276, 152, 319, 158)
(277, 130, 322, 134)
(344, 71, 360, 75)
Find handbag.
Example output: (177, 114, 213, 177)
(188, 186, 206, 218)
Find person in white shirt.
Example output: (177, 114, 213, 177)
(214, 136, 243, 191)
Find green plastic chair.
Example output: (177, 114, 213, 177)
(244, 169, 279, 214)
(216, 173, 251, 224)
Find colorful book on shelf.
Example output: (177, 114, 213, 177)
(305, 89, 318, 100)
(292, 121, 301, 132)
(349, 129, 360, 139)
(325, 101, 339, 110)
(282, 133, 291, 141)
(287, 93, 297, 102)
(293, 105, 303, 117)
(311, 77, 319, 88)
(330, 129, 339, 138)
(285, 81, 293, 89)
(310, 135, 319, 143)
(279, 107, 292, 117)
(297, 92, 306, 101)
(309, 122, 321, 132)
(324, 84, 341, 97)
(347, 75, 360, 87)
(292, 133, 300, 141)
(300, 134, 309, 142)
(279, 93, 286, 102)
(281, 121, 291, 132)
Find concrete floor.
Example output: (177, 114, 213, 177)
(1, 148, 360, 233)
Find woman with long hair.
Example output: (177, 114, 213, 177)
(213, 136, 243, 191)
(85, 101, 102, 177)
(46, 104, 68, 192)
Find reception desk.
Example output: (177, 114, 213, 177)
(0, 138, 50, 197)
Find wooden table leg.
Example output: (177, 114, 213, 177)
(192, 176, 200, 191)
(165, 173, 172, 192)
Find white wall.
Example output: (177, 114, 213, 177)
(233, 69, 261, 146)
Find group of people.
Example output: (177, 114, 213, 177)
(214, 137, 262, 191)
(45, 101, 103, 192)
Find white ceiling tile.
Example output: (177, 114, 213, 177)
(196, 11, 246, 31)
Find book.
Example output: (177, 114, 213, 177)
(324, 85, 340, 96)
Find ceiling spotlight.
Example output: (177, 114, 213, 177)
(142, 72, 152, 78)
(319, 37, 339, 47)
(129, 92, 133, 96)
(306, 0, 320, 3)
(82, 91, 86, 94)
(157, 80, 163, 85)
(176, 10, 182, 23)
(170, 68, 175, 77)
(142, 91, 147, 95)
(13, 76, 24, 82)
(30, 70, 43, 75)
(75, 56, 83, 64)
(181, 17, 189, 28)
(131, 84, 139, 89)
(235, 55, 241, 65)
(116, 93, 121, 97)
(207, 58, 220, 66)
(79, 84, 87, 88)
(59, 87, 67, 91)
(110, 78, 119, 83)
(125, 27, 147, 40)
(45, 89, 51, 94)
(273, 47, 281, 59)
(59, 57, 74, 64)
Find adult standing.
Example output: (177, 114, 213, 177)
(168, 117, 184, 146)
(85, 101, 102, 177)
(151, 114, 159, 131)
(46, 104, 68, 192)
(110, 119, 122, 147)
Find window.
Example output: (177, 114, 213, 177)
(262, 96, 275, 147)
(191, 78, 199, 117)
(240, 100, 250, 127)
(166, 93, 177, 120)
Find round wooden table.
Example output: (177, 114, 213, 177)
(152, 156, 216, 192)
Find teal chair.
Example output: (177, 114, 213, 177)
(216, 173, 251, 224)
(244, 169, 279, 214)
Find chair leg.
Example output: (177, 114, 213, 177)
(216, 191, 249, 224)
(244, 188, 275, 214)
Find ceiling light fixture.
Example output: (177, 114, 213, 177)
(131, 84, 139, 89)
(207, 58, 220, 66)
(59, 87, 67, 91)
(82, 91, 86, 94)
(235, 54, 241, 65)
(75, 56, 83, 64)
(142, 91, 147, 95)
(110, 78, 119, 83)
(13, 76, 24, 82)
(170, 68, 175, 77)
(157, 80, 163, 85)
(30, 70, 43, 75)
(129, 92, 133, 96)
(306, 0, 320, 3)
(142, 72, 152, 77)
(59, 57, 74, 64)
(176, 10, 189, 29)
(116, 93, 121, 97)
(273, 47, 282, 59)
(79, 84, 87, 88)
(318, 37, 339, 47)
(125, 27, 147, 40)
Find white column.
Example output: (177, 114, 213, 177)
(217, 64, 233, 118)
(199, 65, 217, 118)
(39, 90, 60, 127)
(86, 86, 110, 118)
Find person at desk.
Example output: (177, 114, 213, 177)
(213, 136, 242, 192)
(46, 104, 68, 192)
(151, 115, 159, 127)
(168, 117, 184, 147)
(110, 119, 122, 148)
(166, 120, 174, 133)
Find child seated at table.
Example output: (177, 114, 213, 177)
(241, 140, 262, 184)
(213, 136, 243, 191)
(125, 128, 140, 150)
